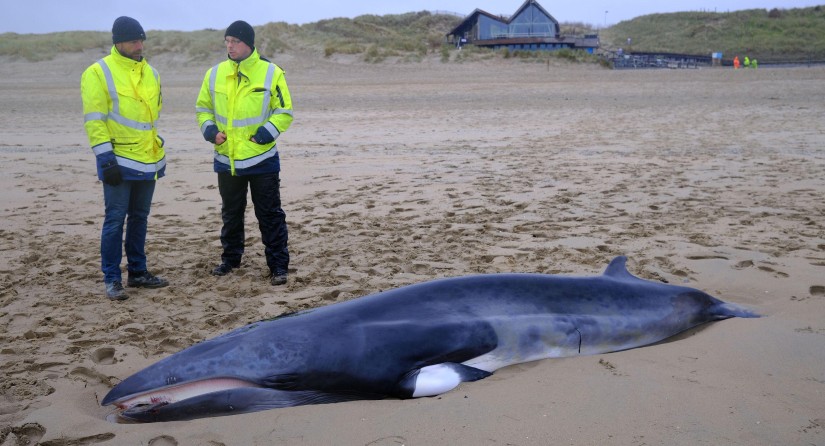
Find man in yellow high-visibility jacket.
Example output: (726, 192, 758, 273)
(81, 16, 169, 301)
(196, 20, 294, 285)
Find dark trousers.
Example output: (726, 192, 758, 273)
(217, 171, 289, 275)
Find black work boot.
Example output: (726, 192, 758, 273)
(127, 271, 169, 288)
(105, 281, 128, 301)
(270, 271, 288, 286)
(212, 262, 239, 276)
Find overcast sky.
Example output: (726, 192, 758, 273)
(1, 0, 822, 34)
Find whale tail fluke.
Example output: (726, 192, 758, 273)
(711, 302, 761, 319)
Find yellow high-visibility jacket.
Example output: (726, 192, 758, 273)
(196, 49, 293, 176)
(81, 46, 165, 181)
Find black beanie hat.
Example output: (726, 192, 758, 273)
(112, 16, 146, 44)
(225, 20, 255, 49)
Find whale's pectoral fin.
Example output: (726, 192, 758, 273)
(398, 363, 492, 398)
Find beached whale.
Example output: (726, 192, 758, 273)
(102, 256, 758, 422)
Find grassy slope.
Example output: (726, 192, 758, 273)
(601, 5, 825, 61)
(2, 6, 824, 63)
(0, 11, 460, 63)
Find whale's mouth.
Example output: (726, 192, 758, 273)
(107, 381, 368, 422)
(109, 377, 261, 412)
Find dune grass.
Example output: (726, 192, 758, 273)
(302, 11, 459, 60)
(0, 31, 111, 61)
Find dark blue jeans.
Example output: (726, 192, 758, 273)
(217, 171, 289, 275)
(101, 180, 156, 283)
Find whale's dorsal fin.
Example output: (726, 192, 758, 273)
(602, 256, 639, 281)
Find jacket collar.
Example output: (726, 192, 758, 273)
(229, 48, 260, 70)
(109, 45, 146, 69)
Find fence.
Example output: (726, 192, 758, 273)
(608, 51, 711, 69)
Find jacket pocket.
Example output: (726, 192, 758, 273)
(112, 136, 142, 155)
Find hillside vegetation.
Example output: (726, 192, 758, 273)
(2, 6, 825, 63)
(601, 5, 825, 62)
(0, 11, 461, 63)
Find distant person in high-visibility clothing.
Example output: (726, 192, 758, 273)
(733, 56, 740, 69)
(752, 59, 758, 69)
(744, 56, 750, 68)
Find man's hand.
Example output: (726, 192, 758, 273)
(101, 163, 122, 186)
(250, 126, 274, 145)
(204, 125, 226, 145)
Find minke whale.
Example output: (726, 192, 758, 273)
(102, 256, 758, 422)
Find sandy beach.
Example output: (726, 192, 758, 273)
(1, 48, 824, 445)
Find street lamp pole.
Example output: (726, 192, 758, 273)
(604, 10, 608, 28)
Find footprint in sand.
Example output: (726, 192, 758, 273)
(365, 436, 408, 446)
(670, 269, 689, 278)
(685, 254, 729, 261)
(757, 265, 790, 278)
(91, 347, 116, 365)
(149, 435, 179, 446)
(208, 300, 235, 313)
(158, 338, 185, 354)
(3, 423, 46, 445)
(734, 260, 754, 269)
(403, 263, 431, 275)
(70, 367, 113, 386)
(321, 289, 342, 301)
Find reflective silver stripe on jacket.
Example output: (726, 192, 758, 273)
(96, 59, 158, 131)
(200, 119, 216, 136)
(117, 155, 167, 173)
(263, 121, 280, 140)
(257, 64, 275, 123)
(84, 112, 108, 123)
(214, 147, 277, 170)
(207, 64, 227, 125)
(92, 141, 114, 155)
(232, 111, 272, 128)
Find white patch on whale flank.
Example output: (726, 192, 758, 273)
(411, 364, 463, 397)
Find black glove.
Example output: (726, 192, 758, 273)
(251, 126, 274, 144)
(101, 162, 122, 186)
(203, 125, 219, 143)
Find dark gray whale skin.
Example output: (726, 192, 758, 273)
(102, 256, 757, 422)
